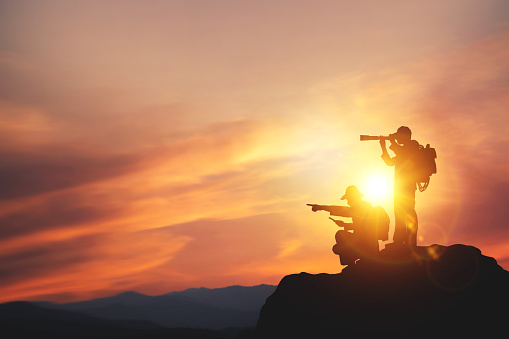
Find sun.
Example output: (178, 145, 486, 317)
(363, 175, 391, 203)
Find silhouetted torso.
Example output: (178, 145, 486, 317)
(329, 201, 379, 264)
(382, 140, 420, 191)
(328, 201, 374, 240)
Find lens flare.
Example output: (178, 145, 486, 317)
(363, 175, 391, 202)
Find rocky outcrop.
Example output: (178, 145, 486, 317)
(255, 244, 509, 338)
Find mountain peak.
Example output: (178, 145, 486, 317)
(255, 244, 509, 338)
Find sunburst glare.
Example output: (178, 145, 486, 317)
(362, 174, 392, 203)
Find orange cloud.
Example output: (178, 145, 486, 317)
(1, 5, 508, 303)
(0, 108, 339, 302)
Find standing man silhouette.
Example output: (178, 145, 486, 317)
(379, 126, 420, 247)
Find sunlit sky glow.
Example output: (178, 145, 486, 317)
(363, 174, 392, 204)
(1, 0, 509, 303)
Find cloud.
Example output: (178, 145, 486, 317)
(0, 226, 191, 303)
(0, 149, 146, 201)
(0, 109, 315, 241)
(1, 3, 508, 303)
(0, 234, 99, 288)
(0, 191, 123, 240)
(0, 107, 332, 301)
(135, 213, 332, 293)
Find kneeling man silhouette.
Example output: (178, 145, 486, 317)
(308, 186, 389, 266)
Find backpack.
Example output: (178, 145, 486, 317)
(414, 144, 437, 192)
(371, 205, 390, 241)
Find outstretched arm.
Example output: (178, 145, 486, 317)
(307, 204, 352, 217)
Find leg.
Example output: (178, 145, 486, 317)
(355, 238, 379, 262)
(333, 230, 356, 266)
(393, 195, 407, 245)
(406, 207, 418, 247)
(402, 188, 418, 247)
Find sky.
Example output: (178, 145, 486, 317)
(1, 0, 509, 303)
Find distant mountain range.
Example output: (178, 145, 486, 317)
(1, 301, 209, 339)
(33, 284, 277, 330)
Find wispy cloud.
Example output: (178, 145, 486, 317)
(1, 1, 508, 303)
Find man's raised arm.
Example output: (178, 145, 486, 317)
(380, 138, 395, 166)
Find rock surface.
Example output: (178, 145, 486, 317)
(255, 244, 509, 338)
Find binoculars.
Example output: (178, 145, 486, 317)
(360, 135, 393, 141)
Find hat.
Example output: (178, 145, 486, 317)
(341, 185, 364, 200)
